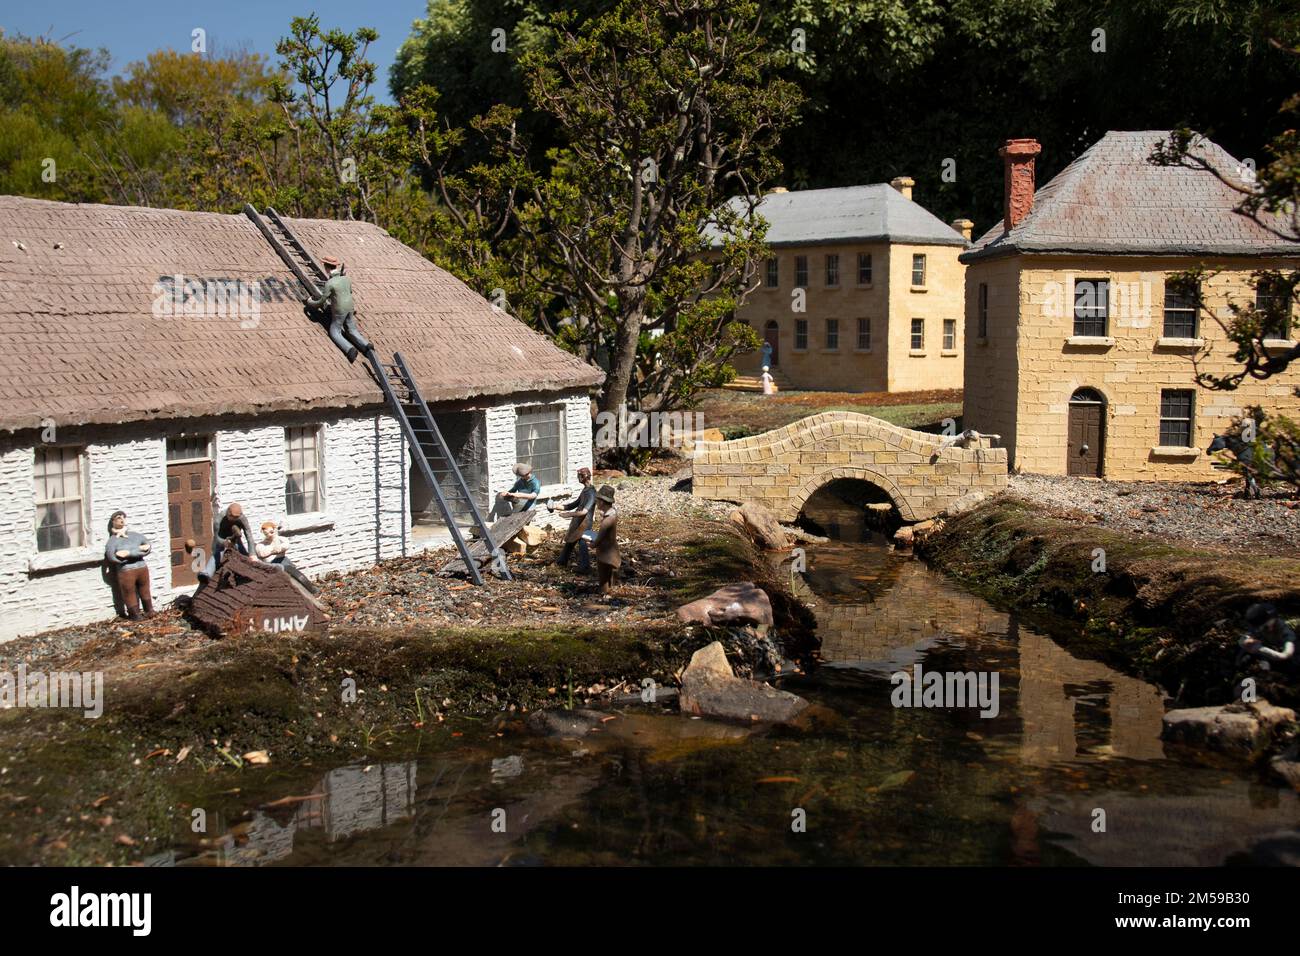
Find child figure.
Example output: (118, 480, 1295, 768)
(255, 520, 317, 594)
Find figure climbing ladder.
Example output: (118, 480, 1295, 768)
(243, 204, 512, 585)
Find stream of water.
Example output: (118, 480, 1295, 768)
(155, 491, 1300, 867)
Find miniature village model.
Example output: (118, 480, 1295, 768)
(0, 4, 1299, 902)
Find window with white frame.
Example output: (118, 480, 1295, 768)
(1163, 276, 1199, 338)
(910, 318, 925, 350)
(794, 319, 808, 350)
(794, 255, 808, 288)
(858, 253, 873, 286)
(911, 254, 927, 286)
(34, 446, 88, 552)
(515, 405, 566, 486)
(284, 426, 324, 515)
(1073, 278, 1110, 336)
(943, 319, 957, 350)
(857, 318, 872, 350)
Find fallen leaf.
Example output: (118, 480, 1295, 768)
(242, 751, 271, 766)
(755, 776, 800, 784)
(876, 770, 916, 792)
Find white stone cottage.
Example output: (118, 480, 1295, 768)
(0, 196, 602, 641)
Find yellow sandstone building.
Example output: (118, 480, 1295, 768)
(962, 131, 1300, 480)
(721, 180, 970, 392)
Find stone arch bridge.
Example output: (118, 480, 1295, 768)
(691, 411, 1008, 522)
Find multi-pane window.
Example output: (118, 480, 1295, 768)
(794, 319, 808, 350)
(911, 254, 927, 286)
(284, 426, 324, 515)
(825, 254, 840, 287)
(825, 319, 839, 349)
(910, 318, 925, 350)
(166, 434, 212, 462)
(977, 283, 989, 339)
(1073, 278, 1110, 336)
(943, 319, 957, 351)
(858, 253, 873, 286)
(515, 405, 566, 486)
(794, 256, 808, 288)
(34, 447, 87, 552)
(857, 318, 872, 350)
(1159, 390, 1195, 447)
(765, 258, 779, 288)
(1162, 277, 1199, 338)
(1256, 277, 1293, 338)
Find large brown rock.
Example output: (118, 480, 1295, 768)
(737, 501, 790, 551)
(676, 582, 774, 633)
(678, 641, 808, 725)
(1161, 701, 1296, 760)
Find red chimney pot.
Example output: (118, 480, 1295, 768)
(999, 138, 1041, 232)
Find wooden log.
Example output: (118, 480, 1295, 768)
(439, 511, 530, 576)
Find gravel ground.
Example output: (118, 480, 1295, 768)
(1007, 473, 1300, 555)
(0, 477, 732, 672)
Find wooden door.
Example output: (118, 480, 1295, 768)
(764, 321, 780, 366)
(167, 461, 212, 586)
(1067, 399, 1103, 477)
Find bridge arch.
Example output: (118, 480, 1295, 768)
(790, 468, 915, 522)
(691, 411, 1008, 522)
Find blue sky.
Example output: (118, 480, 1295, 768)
(1, 0, 431, 102)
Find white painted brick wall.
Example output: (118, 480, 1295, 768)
(0, 410, 405, 642)
(0, 391, 591, 642)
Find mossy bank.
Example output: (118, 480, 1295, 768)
(0, 516, 813, 866)
(919, 497, 1300, 710)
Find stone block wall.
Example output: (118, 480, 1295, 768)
(692, 411, 1007, 522)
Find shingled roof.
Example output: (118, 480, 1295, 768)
(705, 184, 968, 249)
(962, 130, 1300, 263)
(0, 196, 602, 435)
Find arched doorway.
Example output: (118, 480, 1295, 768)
(764, 320, 780, 366)
(1067, 387, 1105, 477)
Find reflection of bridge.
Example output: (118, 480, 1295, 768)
(792, 561, 1165, 764)
(692, 412, 1007, 521)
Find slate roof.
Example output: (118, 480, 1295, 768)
(704, 185, 968, 249)
(0, 196, 602, 435)
(962, 130, 1300, 263)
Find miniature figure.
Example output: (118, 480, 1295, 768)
(760, 340, 773, 370)
(761, 364, 775, 395)
(493, 462, 541, 518)
(592, 484, 620, 595)
(197, 501, 257, 581)
(1207, 432, 1277, 499)
(1238, 602, 1298, 673)
(103, 510, 154, 619)
(304, 256, 373, 363)
(254, 520, 317, 594)
(550, 467, 595, 572)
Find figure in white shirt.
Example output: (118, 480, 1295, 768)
(760, 364, 775, 396)
(255, 520, 317, 594)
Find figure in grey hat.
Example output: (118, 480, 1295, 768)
(304, 256, 372, 363)
(592, 484, 620, 595)
(492, 462, 542, 519)
(104, 510, 154, 619)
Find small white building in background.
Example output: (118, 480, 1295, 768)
(0, 196, 602, 641)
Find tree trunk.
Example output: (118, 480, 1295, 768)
(601, 294, 645, 414)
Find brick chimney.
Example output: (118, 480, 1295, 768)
(999, 138, 1041, 231)
(890, 176, 914, 201)
(951, 218, 974, 241)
